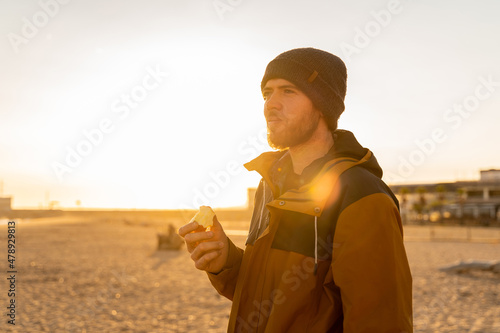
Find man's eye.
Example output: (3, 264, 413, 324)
(284, 89, 295, 94)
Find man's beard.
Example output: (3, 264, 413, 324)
(267, 111, 321, 150)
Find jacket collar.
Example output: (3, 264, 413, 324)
(243, 130, 378, 216)
(243, 150, 288, 197)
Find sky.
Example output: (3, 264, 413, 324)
(1, 0, 499, 209)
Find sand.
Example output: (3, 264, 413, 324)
(1, 218, 499, 333)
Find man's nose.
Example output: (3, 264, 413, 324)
(264, 92, 281, 111)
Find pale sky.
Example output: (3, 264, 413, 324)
(1, 0, 499, 209)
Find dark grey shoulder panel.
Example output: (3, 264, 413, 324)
(337, 166, 399, 213)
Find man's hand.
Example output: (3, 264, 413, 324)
(178, 215, 229, 273)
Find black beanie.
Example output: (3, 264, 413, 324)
(261, 48, 347, 132)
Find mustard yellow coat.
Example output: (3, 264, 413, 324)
(209, 130, 413, 332)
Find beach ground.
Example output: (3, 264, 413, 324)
(1, 217, 499, 332)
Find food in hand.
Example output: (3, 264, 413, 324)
(190, 206, 215, 229)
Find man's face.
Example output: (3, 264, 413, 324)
(263, 78, 322, 150)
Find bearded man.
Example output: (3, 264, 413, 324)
(179, 48, 413, 333)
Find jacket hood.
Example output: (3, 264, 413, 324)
(330, 129, 383, 178)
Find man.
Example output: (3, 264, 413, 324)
(179, 48, 413, 332)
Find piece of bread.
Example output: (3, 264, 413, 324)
(190, 206, 215, 228)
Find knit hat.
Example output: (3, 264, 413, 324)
(261, 47, 347, 131)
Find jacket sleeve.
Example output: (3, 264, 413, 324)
(331, 193, 413, 332)
(206, 237, 244, 301)
(207, 179, 267, 301)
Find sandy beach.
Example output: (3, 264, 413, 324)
(1, 217, 499, 333)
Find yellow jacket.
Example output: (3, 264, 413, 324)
(208, 130, 413, 332)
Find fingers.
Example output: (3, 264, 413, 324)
(184, 229, 214, 244)
(178, 221, 199, 238)
(178, 213, 229, 272)
(181, 228, 214, 253)
(190, 240, 224, 262)
(194, 250, 221, 271)
(191, 242, 222, 271)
